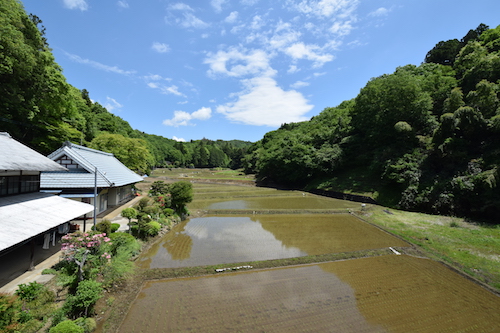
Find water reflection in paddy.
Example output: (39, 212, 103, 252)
(136, 214, 408, 269)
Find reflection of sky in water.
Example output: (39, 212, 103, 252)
(146, 217, 307, 268)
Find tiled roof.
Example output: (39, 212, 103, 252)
(0, 133, 67, 172)
(41, 142, 143, 189)
(0, 192, 94, 253)
(41, 171, 112, 189)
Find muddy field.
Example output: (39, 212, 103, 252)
(121, 255, 500, 333)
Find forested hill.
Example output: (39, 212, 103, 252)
(0, 0, 251, 174)
(243, 23, 500, 222)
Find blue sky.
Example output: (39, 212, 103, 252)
(20, 0, 500, 143)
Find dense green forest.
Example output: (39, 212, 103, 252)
(244, 23, 500, 222)
(0, 0, 251, 174)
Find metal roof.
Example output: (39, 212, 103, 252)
(0, 192, 94, 254)
(41, 142, 143, 189)
(0, 133, 67, 172)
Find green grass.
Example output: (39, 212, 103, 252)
(354, 206, 500, 291)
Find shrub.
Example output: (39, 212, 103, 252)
(42, 268, 58, 275)
(64, 280, 103, 318)
(74, 317, 96, 333)
(29, 287, 56, 319)
(121, 207, 137, 222)
(110, 223, 120, 233)
(15, 282, 43, 302)
(50, 308, 67, 328)
(143, 205, 162, 219)
(163, 208, 174, 216)
(136, 197, 150, 211)
(158, 217, 169, 226)
(107, 232, 139, 256)
(49, 320, 84, 333)
(95, 220, 111, 235)
(0, 293, 21, 332)
(60, 232, 113, 282)
(144, 221, 161, 236)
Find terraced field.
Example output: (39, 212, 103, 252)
(117, 178, 500, 333)
(122, 255, 500, 332)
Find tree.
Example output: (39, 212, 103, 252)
(90, 133, 154, 174)
(443, 87, 465, 114)
(169, 181, 193, 212)
(149, 181, 170, 196)
(0, 0, 80, 153)
(121, 207, 138, 233)
(466, 80, 499, 119)
(425, 39, 461, 66)
(351, 69, 435, 147)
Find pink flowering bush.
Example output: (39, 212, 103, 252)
(61, 232, 112, 256)
(60, 231, 113, 281)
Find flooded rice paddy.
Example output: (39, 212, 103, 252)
(189, 195, 358, 210)
(136, 214, 408, 269)
(122, 255, 500, 333)
(124, 183, 500, 332)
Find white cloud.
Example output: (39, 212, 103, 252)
(268, 29, 301, 50)
(173, 136, 186, 142)
(225, 11, 239, 23)
(240, 0, 259, 5)
(144, 75, 185, 97)
(166, 3, 209, 28)
(284, 42, 334, 67)
(117, 1, 129, 9)
(329, 21, 353, 36)
(290, 80, 309, 89)
(211, 0, 227, 13)
(104, 97, 123, 112)
(192, 107, 212, 120)
(204, 47, 272, 78)
(369, 7, 389, 17)
(65, 52, 136, 75)
(287, 65, 299, 74)
(152, 42, 170, 53)
(144, 74, 166, 81)
(180, 13, 210, 29)
(290, 0, 359, 19)
(163, 107, 212, 127)
(216, 76, 313, 126)
(63, 0, 88, 11)
(162, 85, 186, 97)
(250, 15, 265, 30)
(169, 3, 193, 11)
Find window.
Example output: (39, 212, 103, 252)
(0, 175, 40, 197)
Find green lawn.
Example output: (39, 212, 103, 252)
(355, 205, 500, 291)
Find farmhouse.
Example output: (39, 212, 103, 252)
(40, 141, 143, 215)
(0, 133, 93, 268)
